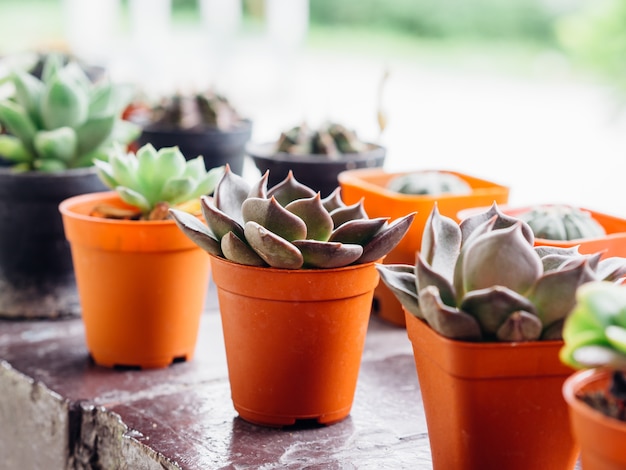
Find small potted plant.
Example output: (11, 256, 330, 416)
(59, 143, 223, 369)
(560, 281, 626, 470)
(247, 121, 386, 197)
(376, 202, 626, 470)
(132, 89, 252, 176)
(338, 168, 510, 326)
(170, 167, 414, 427)
(0, 53, 140, 318)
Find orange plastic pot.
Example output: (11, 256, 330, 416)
(210, 255, 380, 427)
(405, 311, 579, 470)
(563, 368, 626, 470)
(338, 168, 509, 327)
(59, 191, 210, 369)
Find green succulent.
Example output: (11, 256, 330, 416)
(386, 171, 472, 195)
(517, 205, 606, 241)
(94, 143, 224, 219)
(377, 203, 626, 342)
(170, 166, 415, 269)
(275, 122, 370, 156)
(0, 54, 140, 172)
(560, 281, 626, 369)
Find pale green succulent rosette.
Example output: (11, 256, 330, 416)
(95, 143, 224, 218)
(377, 202, 626, 342)
(0, 54, 140, 172)
(170, 166, 416, 270)
(560, 281, 626, 369)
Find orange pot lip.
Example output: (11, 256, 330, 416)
(59, 191, 178, 226)
(563, 367, 626, 431)
(210, 252, 379, 274)
(337, 167, 508, 201)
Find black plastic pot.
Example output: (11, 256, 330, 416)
(247, 142, 386, 197)
(137, 120, 253, 175)
(0, 167, 107, 318)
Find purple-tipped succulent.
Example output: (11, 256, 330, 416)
(170, 165, 415, 270)
(377, 202, 626, 342)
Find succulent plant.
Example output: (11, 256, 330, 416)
(517, 205, 606, 240)
(386, 171, 472, 195)
(377, 203, 626, 342)
(146, 90, 242, 132)
(94, 143, 224, 220)
(560, 281, 626, 369)
(275, 122, 370, 157)
(170, 166, 415, 269)
(0, 53, 140, 172)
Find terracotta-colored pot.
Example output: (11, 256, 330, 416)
(563, 368, 626, 470)
(405, 311, 579, 470)
(210, 255, 380, 427)
(338, 168, 509, 327)
(59, 191, 210, 369)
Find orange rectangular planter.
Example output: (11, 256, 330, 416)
(405, 311, 579, 470)
(338, 168, 509, 326)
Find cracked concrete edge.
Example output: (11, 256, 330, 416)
(69, 404, 181, 470)
(0, 360, 70, 470)
(0, 360, 180, 470)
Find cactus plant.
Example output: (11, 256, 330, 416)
(146, 90, 242, 132)
(0, 54, 140, 172)
(517, 204, 606, 240)
(94, 143, 224, 220)
(386, 170, 472, 195)
(377, 202, 626, 342)
(275, 122, 370, 156)
(170, 166, 415, 269)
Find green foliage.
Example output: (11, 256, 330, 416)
(95, 143, 224, 218)
(309, 0, 558, 43)
(0, 54, 140, 172)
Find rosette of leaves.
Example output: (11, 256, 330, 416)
(560, 281, 626, 369)
(275, 122, 369, 157)
(0, 53, 140, 172)
(517, 204, 606, 241)
(170, 166, 415, 269)
(386, 171, 472, 196)
(94, 143, 224, 220)
(377, 203, 626, 342)
(148, 90, 241, 132)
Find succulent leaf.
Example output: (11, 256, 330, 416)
(12, 71, 43, 126)
(460, 286, 537, 336)
(0, 100, 37, 146)
(358, 212, 416, 264)
(116, 186, 151, 213)
(321, 187, 345, 212)
(462, 221, 542, 296)
(200, 196, 244, 240)
(33, 127, 77, 163)
(495, 310, 543, 341)
(169, 208, 222, 256)
(221, 231, 266, 266)
(214, 165, 251, 225)
(40, 70, 89, 130)
(266, 171, 316, 206)
(241, 197, 307, 242)
(460, 202, 534, 245)
(285, 194, 334, 241)
(419, 285, 482, 341)
(292, 240, 363, 268)
(416, 252, 456, 308)
(0, 135, 32, 163)
(248, 171, 269, 199)
(243, 221, 304, 269)
(330, 199, 368, 227)
(329, 217, 388, 245)
(75, 114, 116, 155)
(375, 264, 422, 318)
(421, 205, 461, 280)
